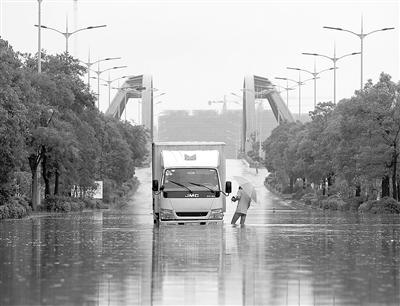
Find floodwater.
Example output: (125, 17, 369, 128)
(1, 160, 400, 306)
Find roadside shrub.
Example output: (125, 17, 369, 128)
(321, 195, 346, 211)
(0, 197, 30, 220)
(311, 198, 322, 208)
(337, 200, 350, 211)
(12, 171, 32, 198)
(358, 200, 375, 213)
(43, 195, 85, 212)
(370, 197, 400, 214)
(82, 198, 97, 209)
(345, 197, 364, 212)
(292, 189, 306, 200)
(281, 186, 293, 194)
(302, 192, 318, 206)
(292, 183, 303, 194)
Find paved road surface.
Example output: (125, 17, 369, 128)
(1, 160, 400, 305)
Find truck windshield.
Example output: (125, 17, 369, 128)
(163, 168, 219, 191)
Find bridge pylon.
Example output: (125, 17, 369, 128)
(105, 74, 153, 135)
(242, 75, 294, 154)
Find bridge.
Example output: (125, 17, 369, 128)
(242, 75, 294, 153)
(105, 74, 294, 152)
(105, 74, 154, 135)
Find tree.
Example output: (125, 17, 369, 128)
(0, 39, 30, 202)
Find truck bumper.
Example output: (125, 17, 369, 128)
(159, 219, 223, 225)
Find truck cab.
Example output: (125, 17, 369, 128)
(152, 142, 231, 224)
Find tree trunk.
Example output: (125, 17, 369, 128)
(382, 175, 390, 198)
(28, 154, 41, 211)
(327, 174, 333, 196)
(392, 147, 398, 200)
(302, 177, 306, 189)
(397, 177, 400, 202)
(31, 167, 39, 210)
(289, 176, 294, 193)
(322, 179, 326, 196)
(54, 166, 59, 195)
(355, 184, 361, 197)
(41, 146, 51, 197)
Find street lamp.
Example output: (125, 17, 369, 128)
(287, 65, 335, 108)
(275, 76, 312, 120)
(80, 53, 121, 88)
(208, 95, 240, 112)
(302, 46, 360, 104)
(91, 74, 132, 106)
(323, 17, 395, 89)
(34, 18, 106, 53)
(37, 0, 43, 74)
(272, 83, 295, 107)
(154, 92, 166, 99)
(91, 65, 127, 109)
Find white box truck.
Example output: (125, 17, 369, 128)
(152, 142, 232, 224)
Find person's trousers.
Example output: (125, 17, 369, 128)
(231, 212, 246, 225)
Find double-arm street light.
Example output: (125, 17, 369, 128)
(81, 53, 121, 88)
(91, 75, 133, 107)
(35, 18, 106, 53)
(208, 95, 240, 112)
(272, 83, 295, 107)
(275, 76, 313, 120)
(37, 0, 43, 74)
(287, 66, 335, 108)
(302, 46, 360, 104)
(91, 66, 127, 109)
(323, 17, 394, 89)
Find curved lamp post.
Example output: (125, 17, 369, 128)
(324, 18, 394, 89)
(275, 76, 313, 120)
(272, 83, 295, 107)
(287, 66, 335, 108)
(91, 66, 127, 109)
(91, 75, 133, 106)
(34, 19, 106, 53)
(81, 54, 121, 88)
(302, 46, 360, 104)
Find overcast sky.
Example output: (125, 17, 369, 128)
(1, 0, 399, 122)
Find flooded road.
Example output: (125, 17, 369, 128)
(1, 160, 400, 305)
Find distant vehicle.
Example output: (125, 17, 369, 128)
(152, 142, 232, 224)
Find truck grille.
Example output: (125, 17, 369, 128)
(176, 212, 208, 217)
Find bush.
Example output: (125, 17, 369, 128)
(292, 189, 306, 200)
(345, 197, 364, 212)
(370, 197, 400, 214)
(302, 192, 318, 206)
(311, 198, 322, 208)
(321, 195, 346, 211)
(281, 186, 293, 194)
(12, 171, 32, 198)
(358, 200, 375, 213)
(43, 195, 85, 212)
(0, 197, 30, 220)
(82, 198, 97, 209)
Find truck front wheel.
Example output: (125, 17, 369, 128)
(154, 213, 160, 225)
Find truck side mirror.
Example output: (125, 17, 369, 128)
(152, 180, 159, 192)
(225, 181, 232, 194)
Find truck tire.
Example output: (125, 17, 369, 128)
(154, 213, 160, 225)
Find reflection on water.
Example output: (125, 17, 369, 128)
(1, 210, 400, 305)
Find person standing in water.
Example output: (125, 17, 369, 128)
(231, 186, 251, 225)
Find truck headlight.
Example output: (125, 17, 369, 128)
(160, 208, 174, 220)
(209, 208, 223, 220)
